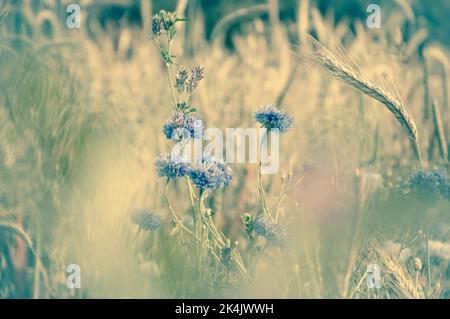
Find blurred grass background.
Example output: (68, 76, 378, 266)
(0, 0, 450, 298)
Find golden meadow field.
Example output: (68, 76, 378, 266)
(0, 0, 450, 299)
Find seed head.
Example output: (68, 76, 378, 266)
(187, 66, 205, 93)
(175, 67, 189, 93)
(413, 257, 423, 272)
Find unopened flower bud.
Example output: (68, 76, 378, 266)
(414, 257, 422, 272)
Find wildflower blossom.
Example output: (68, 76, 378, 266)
(255, 105, 294, 133)
(187, 66, 204, 93)
(152, 10, 177, 36)
(130, 209, 162, 230)
(151, 15, 162, 36)
(163, 112, 204, 142)
(161, 10, 176, 31)
(405, 170, 450, 203)
(188, 156, 232, 190)
(155, 154, 189, 179)
(253, 217, 286, 245)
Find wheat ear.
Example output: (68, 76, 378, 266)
(306, 36, 422, 165)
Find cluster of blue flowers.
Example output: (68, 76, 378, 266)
(130, 209, 162, 231)
(405, 170, 450, 203)
(255, 105, 294, 133)
(188, 156, 233, 190)
(163, 112, 204, 142)
(253, 217, 286, 245)
(154, 154, 233, 191)
(155, 154, 189, 179)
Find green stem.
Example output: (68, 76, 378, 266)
(186, 178, 197, 226)
(164, 180, 220, 262)
(31, 211, 41, 299)
(258, 130, 271, 218)
(205, 213, 226, 246)
(33, 235, 40, 299)
(198, 189, 248, 277)
(197, 188, 205, 237)
(425, 210, 431, 295)
(166, 37, 178, 108)
(232, 249, 249, 276)
(273, 183, 288, 223)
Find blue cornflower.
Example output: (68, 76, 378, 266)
(151, 15, 162, 36)
(405, 170, 450, 203)
(188, 156, 233, 190)
(163, 112, 204, 142)
(253, 217, 286, 245)
(163, 122, 175, 140)
(255, 105, 294, 133)
(130, 209, 162, 230)
(155, 154, 189, 179)
(152, 10, 176, 36)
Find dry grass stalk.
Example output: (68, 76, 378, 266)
(210, 4, 269, 42)
(375, 246, 426, 299)
(305, 36, 422, 164)
(431, 98, 449, 162)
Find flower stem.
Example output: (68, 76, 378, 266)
(425, 210, 431, 295)
(166, 37, 178, 108)
(165, 180, 220, 262)
(186, 177, 197, 226)
(198, 189, 249, 277)
(258, 130, 272, 218)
